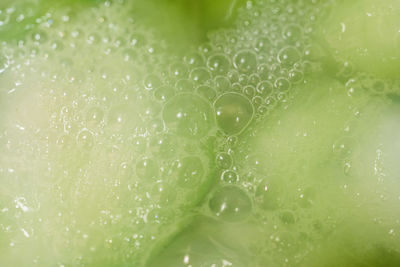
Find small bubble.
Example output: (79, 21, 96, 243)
(216, 152, 233, 169)
(207, 54, 231, 74)
(214, 93, 254, 135)
(209, 186, 252, 222)
(221, 170, 239, 183)
(233, 50, 257, 73)
(136, 158, 159, 180)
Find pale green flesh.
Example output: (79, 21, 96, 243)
(1, 1, 400, 267)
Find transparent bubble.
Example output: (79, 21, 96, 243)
(144, 74, 162, 90)
(129, 33, 146, 48)
(169, 62, 188, 79)
(255, 37, 272, 53)
(214, 93, 254, 135)
(248, 74, 260, 85)
(332, 137, 359, 157)
(132, 136, 147, 154)
(214, 76, 230, 91)
(108, 105, 129, 126)
(243, 85, 255, 98)
(190, 67, 211, 85)
(196, 85, 217, 101)
(154, 86, 175, 102)
(150, 134, 177, 158)
(86, 107, 104, 125)
(209, 186, 252, 222)
(163, 94, 214, 139)
(252, 96, 264, 108)
(256, 81, 274, 97)
(136, 158, 159, 180)
(255, 179, 281, 210)
(278, 46, 301, 67)
(221, 170, 239, 183)
(207, 54, 231, 74)
(233, 50, 257, 73)
(175, 79, 194, 92)
(76, 129, 94, 148)
(174, 156, 204, 188)
(216, 152, 233, 169)
(288, 69, 304, 84)
(274, 78, 291, 91)
(184, 52, 204, 67)
(282, 24, 303, 43)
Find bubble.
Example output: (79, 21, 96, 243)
(154, 86, 175, 102)
(221, 170, 239, 183)
(136, 158, 159, 180)
(174, 156, 204, 188)
(332, 137, 359, 157)
(144, 74, 162, 90)
(233, 50, 257, 73)
(132, 136, 147, 154)
(163, 94, 214, 139)
(255, 179, 281, 210)
(214, 93, 254, 135)
(196, 85, 217, 101)
(255, 37, 272, 52)
(31, 31, 48, 43)
(274, 78, 291, 91)
(252, 96, 264, 108)
(207, 54, 231, 74)
(288, 69, 303, 84)
(248, 73, 260, 85)
(108, 106, 128, 126)
(169, 62, 188, 79)
(86, 107, 104, 124)
(190, 67, 211, 85)
(243, 85, 255, 98)
(129, 33, 146, 48)
(216, 152, 233, 169)
(76, 129, 94, 148)
(184, 52, 204, 67)
(214, 76, 230, 91)
(150, 134, 177, 158)
(209, 186, 252, 222)
(256, 81, 274, 97)
(277, 46, 301, 67)
(175, 79, 194, 92)
(147, 208, 171, 224)
(282, 24, 303, 43)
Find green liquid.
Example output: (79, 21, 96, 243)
(1, 0, 400, 266)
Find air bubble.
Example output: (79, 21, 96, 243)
(221, 170, 239, 183)
(196, 85, 217, 101)
(174, 156, 204, 188)
(207, 54, 231, 74)
(214, 93, 254, 135)
(136, 158, 159, 180)
(256, 81, 274, 97)
(209, 186, 252, 222)
(274, 78, 291, 91)
(154, 86, 175, 102)
(144, 74, 162, 90)
(233, 50, 257, 73)
(216, 152, 233, 169)
(163, 94, 214, 139)
(76, 129, 94, 148)
(169, 62, 188, 79)
(278, 46, 301, 67)
(86, 107, 104, 125)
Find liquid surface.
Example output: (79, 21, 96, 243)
(1, 0, 400, 266)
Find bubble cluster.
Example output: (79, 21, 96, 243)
(1, 0, 400, 266)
